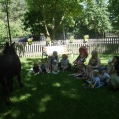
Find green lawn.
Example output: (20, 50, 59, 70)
(0, 54, 119, 119)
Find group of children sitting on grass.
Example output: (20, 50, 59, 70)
(28, 50, 71, 75)
(28, 46, 119, 90)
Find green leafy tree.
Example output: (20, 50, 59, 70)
(0, 0, 12, 43)
(0, 0, 30, 42)
(84, 0, 112, 38)
(109, 0, 119, 33)
(0, 19, 6, 40)
(25, 0, 86, 40)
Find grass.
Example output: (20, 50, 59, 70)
(0, 54, 119, 119)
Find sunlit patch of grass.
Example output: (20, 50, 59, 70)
(61, 89, 80, 99)
(38, 95, 51, 113)
(41, 95, 51, 102)
(52, 82, 61, 87)
(4, 110, 21, 119)
(11, 110, 20, 118)
(11, 94, 31, 102)
(31, 87, 37, 91)
(27, 113, 35, 119)
(4, 111, 11, 116)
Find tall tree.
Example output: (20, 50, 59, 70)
(25, 0, 86, 40)
(0, 0, 12, 43)
(109, 0, 119, 33)
(84, 0, 112, 38)
(0, 0, 29, 41)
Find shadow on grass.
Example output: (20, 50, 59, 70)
(0, 55, 119, 119)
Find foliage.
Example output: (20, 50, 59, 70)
(0, 0, 30, 41)
(84, 1, 112, 37)
(46, 37, 51, 44)
(25, 0, 86, 40)
(0, 19, 6, 39)
(108, 0, 119, 33)
(70, 35, 74, 43)
(15, 43, 25, 57)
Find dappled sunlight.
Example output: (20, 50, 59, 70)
(4, 110, 20, 119)
(10, 93, 31, 103)
(31, 87, 37, 91)
(61, 88, 80, 99)
(11, 110, 20, 118)
(52, 82, 61, 87)
(4, 110, 11, 117)
(27, 113, 35, 119)
(38, 94, 51, 113)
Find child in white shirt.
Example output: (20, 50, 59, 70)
(46, 55, 52, 73)
(52, 59, 60, 74)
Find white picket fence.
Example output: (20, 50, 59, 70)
(0, 38, 119, 57)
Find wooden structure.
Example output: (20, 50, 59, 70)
(42, 45, 73, 59)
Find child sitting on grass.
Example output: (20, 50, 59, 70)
(46, 55, 52, 73)
(59, 54, 71, 71)
(82, 65, 93, 81)
(83, 69, 101, 89)
(40, 60, 47, 73)
(33, 62, 42, 76)
(68, 63, 86, 78)
(53, 51, 59, 63)
(52, 59, 60, 74)
(99, 69, 110, 86)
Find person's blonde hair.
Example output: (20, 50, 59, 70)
(91, 50, 98, 59)
(93, 69, 99, 76)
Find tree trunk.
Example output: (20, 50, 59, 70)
(5, 1, 11, 44)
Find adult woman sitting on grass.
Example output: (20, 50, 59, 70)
(88, 50, 100, 70)
(109, 56, 119, 90)
(68, 63, 86, 78)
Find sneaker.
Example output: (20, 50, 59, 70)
(52, 72, 57, 74)
(57, 70, 60, 73)
(47, 71, 51, 73)
(34, 73, 39, 76)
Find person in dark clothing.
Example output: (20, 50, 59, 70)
(33, 62, 42, 75)
(109, 56, 119, 90)
(40, 60, 47, 73)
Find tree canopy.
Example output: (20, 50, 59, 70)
(0, 0, 119, 41)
